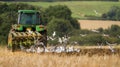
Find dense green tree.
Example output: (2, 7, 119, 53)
(47, 18, 73, 36)
(102, 6, 120, 21)
(97, 28, 104, 33)
(45, 5, 72, 21)
(69, 18, 80, 29)
(85, 34, 105, 45)
(44, 5, 80, 29)
(0, 3, 9, 14)
(106, 25, 120, 36)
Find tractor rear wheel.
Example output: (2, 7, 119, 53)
(40, 30, 47, 47)
(7, 33, 15, 52)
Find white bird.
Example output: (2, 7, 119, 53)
(49, 36, 55, 41)
(52, 31, 56, 37)
(74, 41, 78, 45)
(117, 35, 120, 38)
(108, 45, 115, 53)
(97, 43, 102, 49)
(53, 46, 66, 53)
(36, 47, 41, 53)
(80, 34, 87, 37)
(45, 48, 49, 52)
(70, 41, 78, 45)
(55, 46, 62, 53)
(26, 49, 31, 53)
(94, 10, 98, 15)
(47, 36, 50, 40)
(48, 47, 54, 52)
(60, 46, 65, 52)
(67, 46, 74, 52)
(26, 47, 36, 53)
(106, 41, 115, 52)
(62, 36, 70, 45)
(28, 30, 33, 34)
(74, 48, 80, 53)
(58, 37, 63, 44)
(91, 29, 99, 33)
(102, 33, 109, 37)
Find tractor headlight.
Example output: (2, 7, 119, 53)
(17, 25, 23, 31)
(12, 24, 23, 31)
(36, 25, 45, 32)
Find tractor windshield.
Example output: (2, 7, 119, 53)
(19, 13, 40, 25)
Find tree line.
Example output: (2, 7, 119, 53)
(0, 2, 120, 46)
(102, 6, 120, 21)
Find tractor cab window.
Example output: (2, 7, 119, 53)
(19, 13, 40, 25)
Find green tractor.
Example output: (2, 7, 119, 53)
(7, 10, 47, 52)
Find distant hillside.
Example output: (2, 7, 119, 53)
(1, 1, 120, 19)
(24, 1, 120, 19)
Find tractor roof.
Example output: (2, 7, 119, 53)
(18, 10, 39, 13)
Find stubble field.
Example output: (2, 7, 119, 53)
(0, 46, 120, 67)
(79, 20, 120, 30)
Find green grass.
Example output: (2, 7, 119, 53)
(4, 1, 120, 19)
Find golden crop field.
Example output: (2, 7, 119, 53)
(0, 46, 120, 67)
(79, 20, 120, 30)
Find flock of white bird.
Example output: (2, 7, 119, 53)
(24, 44, 80, 53)
(20, 31, 80, 53)
(20, 30, 117, 53)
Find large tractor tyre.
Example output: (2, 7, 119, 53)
(7, 45, 15, 52)
(43, 37, 47, 47)
(7, 33, 15, 52)
(40, 30, 47, 47)
(41, 35, 47, 47)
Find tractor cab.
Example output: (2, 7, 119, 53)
(18, 10, 40, 25)
(13, 10, 45, 32)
